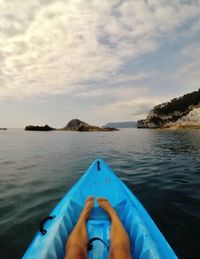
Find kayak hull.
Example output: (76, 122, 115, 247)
(23, 159, 177, 259)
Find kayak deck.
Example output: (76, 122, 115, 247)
(23, 159, 177, 259)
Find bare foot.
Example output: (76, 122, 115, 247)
(97, 198, 116, 218)
(80, 196, 94, 220)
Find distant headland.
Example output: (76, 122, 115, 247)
(25, 119, 119, 132)
(103, 121, 137, 128)
(137, 89, 200, 129)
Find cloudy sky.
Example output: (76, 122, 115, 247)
(0, 0, 200, 128)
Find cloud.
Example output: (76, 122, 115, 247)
(171, 43, 200, 90)
(90, 96, 166, 123)
(75, 84, 146, 100)
(0, 0, 200, 101)
(75, 81, 171, 121)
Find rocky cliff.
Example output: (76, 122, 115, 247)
(62, 119, 119, 132)
(63, 119, 89, 130)
(164, 107, 200, 129)
(137, 89, 200, 129)
(25, 124, 55, 131)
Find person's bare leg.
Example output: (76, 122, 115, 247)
(64, 196, 94, 259)
(97, 198, 132, 259)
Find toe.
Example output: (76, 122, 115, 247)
(84, 196, 94, 208)
(97, 197, 108, 203)
(85, 196, 94, 203)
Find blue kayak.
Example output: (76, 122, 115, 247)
(23, 159, 177, 259)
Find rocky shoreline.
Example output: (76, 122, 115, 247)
(137, 89, 200, 129)
(60, 119, 118, 132)
(161, 124, 200, 130)
(25, 119, 118, 132)
(25, 125, 55, 131)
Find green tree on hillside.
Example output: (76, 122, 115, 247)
(153, 89, 200, 115)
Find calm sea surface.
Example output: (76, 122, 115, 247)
(0, 129, 200, 259)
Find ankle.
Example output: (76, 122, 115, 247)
(107, 209, 118, 220)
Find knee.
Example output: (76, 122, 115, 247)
(109, 245, 131, 259)
(65, 242, 87, 258)
(66, 241, 85, 252)
(65, 245, 87, 259)
(111, 241, 130, 251)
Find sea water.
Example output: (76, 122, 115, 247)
(0, 129, 200, 259)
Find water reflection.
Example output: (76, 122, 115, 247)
(150, 129, 200, 155)
(0, 129, 200, 259)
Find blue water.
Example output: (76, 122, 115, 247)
(0, 129, 200, 259)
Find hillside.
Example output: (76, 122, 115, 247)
(137, 89, 200, 129)
(61, 119, 119, 131)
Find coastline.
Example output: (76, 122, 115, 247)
(161, 124, 200, 130)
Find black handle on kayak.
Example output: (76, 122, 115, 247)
(87, 237, 110, 251)
(97, 161, 101, 171)
(39, 215, 55, 235)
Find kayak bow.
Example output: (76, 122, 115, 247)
(23, 159, 177, 259)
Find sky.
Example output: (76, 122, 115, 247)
(0, 0, 200, 128)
